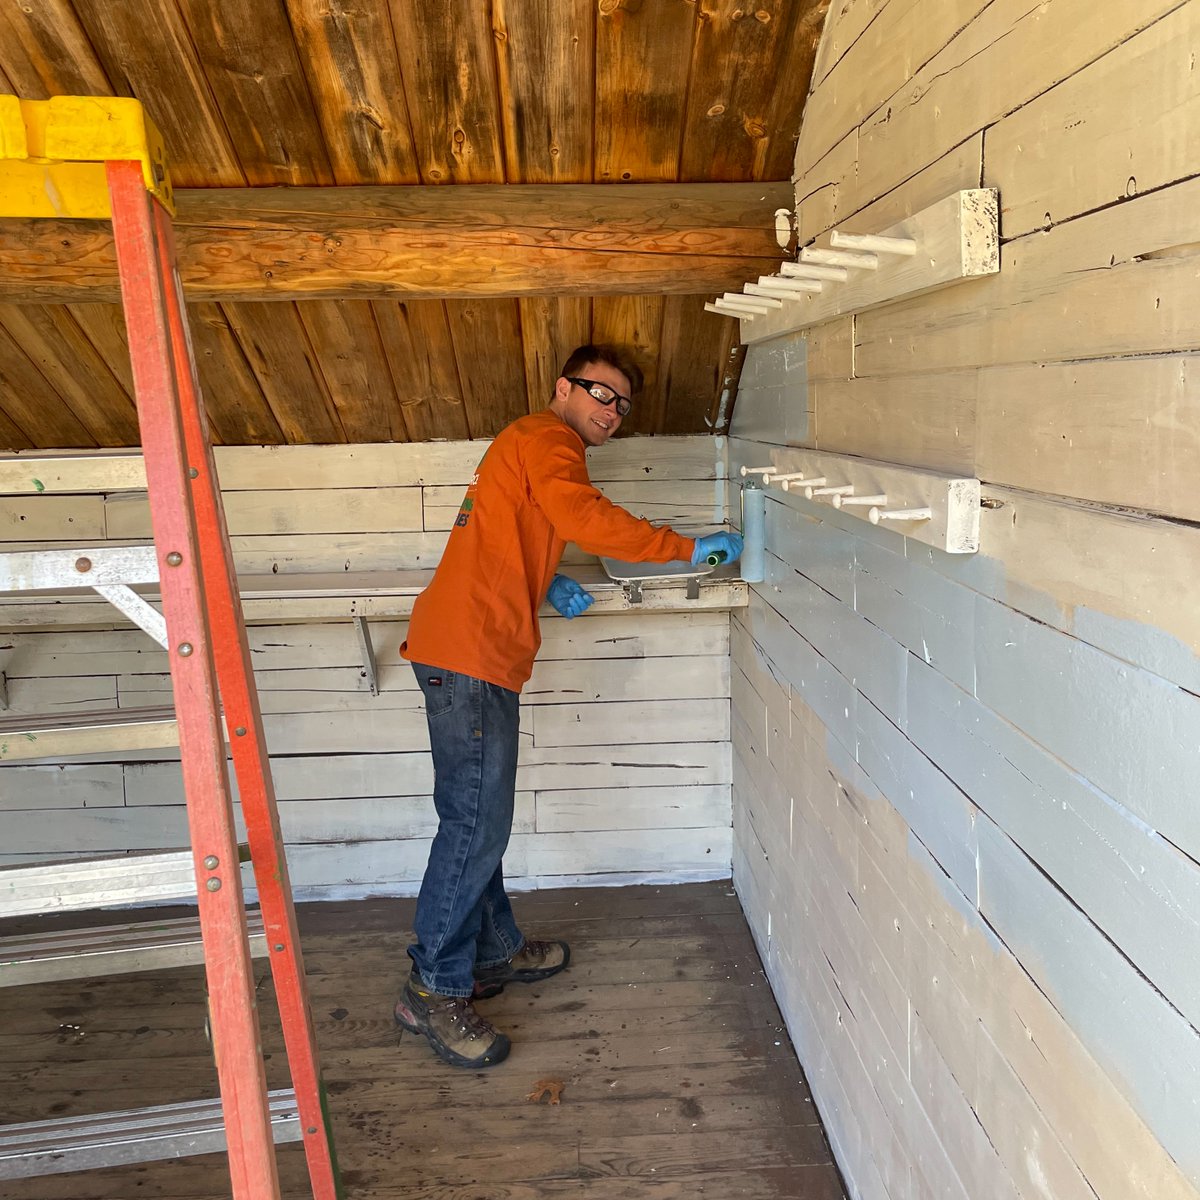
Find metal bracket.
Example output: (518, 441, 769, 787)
(92, 584, 168, 648)
(626, 580, 643, 605)
(353, 616, 379, 697)
(686, 576, 701, 600)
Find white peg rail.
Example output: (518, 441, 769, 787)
(747, 448, 981, 554)
(707, 189, 999, 342)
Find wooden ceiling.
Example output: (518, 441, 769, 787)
(0, 0, 828, 450)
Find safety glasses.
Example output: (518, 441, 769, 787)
(566, 376, 632, 417)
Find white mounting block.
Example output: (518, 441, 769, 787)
(758, 449, 981, 554)
(728, 189, 1000, 344)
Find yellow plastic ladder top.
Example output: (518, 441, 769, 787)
(0, 94, 174, 219)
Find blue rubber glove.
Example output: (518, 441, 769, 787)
(690, 531, 745, 567)
(546, 574, 595, 619)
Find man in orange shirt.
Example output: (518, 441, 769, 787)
(396, 344, 743, 1068)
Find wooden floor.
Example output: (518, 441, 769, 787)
(2, 881, 846, 1199)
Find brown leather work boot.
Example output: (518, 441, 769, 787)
(473, 938, 571, 1000)
(394, 971, 511, 1068)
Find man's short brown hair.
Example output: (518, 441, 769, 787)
(559, 344, 644, 396)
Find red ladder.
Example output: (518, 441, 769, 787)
(0, 98, 340, 1198)
(107, 155, 341, 1200)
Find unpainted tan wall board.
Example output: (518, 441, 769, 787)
(793, 124, 858, 244)
(796, 0, 990, 178)
(805, 317, 854, 382)
(795, 128, 982, 253)
(812, 371, 976, 474)
(839, 133, 983, 239)
(809, 0, 893, 89)
(985, 3, 1200, 239)
(103, 487, 425, 540)
(976, 356, 1200, 520)
(854, 175, 1200, 378)
(965, 487, 1200, 668)
(853, 0, 1184, 210)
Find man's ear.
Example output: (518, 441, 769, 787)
(551, 376, 572, 405)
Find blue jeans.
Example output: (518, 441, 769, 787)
(408, 663, 525, 997)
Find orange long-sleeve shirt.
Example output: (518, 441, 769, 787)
(402, 409, 696, 692)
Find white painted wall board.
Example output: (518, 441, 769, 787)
(527, 655, 731, 705)
(0, 674, 119, 715)
(533, 785, 730, 833)
(0, 763, 123, 810)
(977, 817, 1200, 1181)
(727, 385, 810, 447)
(973, 593, 1200, 862)
(737, 597, 857, 759)
(529, 698, 729, 749)
(515, 742, 731, 791)
(765, 549, 909, 730)
(124, 752, 436, 806)
(905, 919, 1099, 1200)
(513, 827, 732, 877)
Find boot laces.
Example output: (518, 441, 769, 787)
(439, 996, 498, 1042)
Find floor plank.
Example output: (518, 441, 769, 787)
(2, 881, 847, 1199)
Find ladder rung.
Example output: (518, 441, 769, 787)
(0, 706, 178, 761)
(0, 850, 200, 918)
(0, 1088, 300, 1179)
(0, 911, 268, 987)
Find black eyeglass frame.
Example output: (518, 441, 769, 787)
(566, 376, 632, 417)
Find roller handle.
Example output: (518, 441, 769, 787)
(706, 550, 728, 566)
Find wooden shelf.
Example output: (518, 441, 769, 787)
(0, 564, 747, 631)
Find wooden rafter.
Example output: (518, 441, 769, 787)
(0, 182, 791, 304)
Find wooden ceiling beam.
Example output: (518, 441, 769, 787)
(0, 181, 791, 304)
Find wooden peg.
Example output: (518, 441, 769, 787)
(832, 493, 887, 509)
(744, 283, 799, 304)
(704, 301, 756, 320)
(723, 291, 779, 311)
(756, 275, 823, 294)
(829, 230, 917, 256)
(779, 261, 849, 282)
(779, 474, 825, 492)
(869, 506, 934, 525)
(800, 246, 880, 270)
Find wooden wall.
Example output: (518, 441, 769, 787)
(729, 2, 1200, 1199)
(0, 436, 733, 894)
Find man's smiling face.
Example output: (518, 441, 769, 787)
(549, 360, 632, 447)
